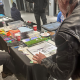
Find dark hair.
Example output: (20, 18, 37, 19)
(12, 2, 16, 7)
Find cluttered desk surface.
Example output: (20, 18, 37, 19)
(0, 20, 57, 58)
(0, 21, 57, 80)
(0, 25, 56, 62)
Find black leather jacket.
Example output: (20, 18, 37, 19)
(41, 2, 80, 80)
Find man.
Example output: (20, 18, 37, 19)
(0, 1, 4, 14)
(0, 52, 17, 78)
(11, 2, 24, 21)
(33, 0, 80, 80)
(26, 0, 47, 31)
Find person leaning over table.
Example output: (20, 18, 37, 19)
(0, 52, 17, 78)
(33, 0, 80, 80)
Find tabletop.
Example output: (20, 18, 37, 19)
(9, 40, 55, 80)
(0, 25, 56, 80)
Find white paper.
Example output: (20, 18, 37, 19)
(28, 41, 57, 55)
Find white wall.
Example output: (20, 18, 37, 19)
(9, 0, 17, 8)
(2, 0, 11, 17)
(9, 0, 12, 8)
(23, 0, 26, 12)
(49, 0, 54, 16)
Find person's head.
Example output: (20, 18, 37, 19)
(56, 0, 78, 18)
(12, 2, 16, 8)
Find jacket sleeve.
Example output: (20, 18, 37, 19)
(43, 0, 47, 9)
(41, 33, 78, 79)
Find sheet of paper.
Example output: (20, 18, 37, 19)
(28, 41, 57, 55)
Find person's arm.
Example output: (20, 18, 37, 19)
(33, 32, 78, 79)
(41, 33, 78, 79)
(20, 18, 24, 22)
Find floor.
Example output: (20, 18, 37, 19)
(21, 11, 57, 24)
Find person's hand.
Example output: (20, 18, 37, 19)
(32, 52, 46, 64)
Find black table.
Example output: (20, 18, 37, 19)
(0, 34, 49, 80)
(9, 47, 49, 80)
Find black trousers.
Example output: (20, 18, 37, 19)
(34, 13, 47, 31)
(0, 52, 16, 74)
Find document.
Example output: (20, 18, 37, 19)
(28, 41, 57, 55)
